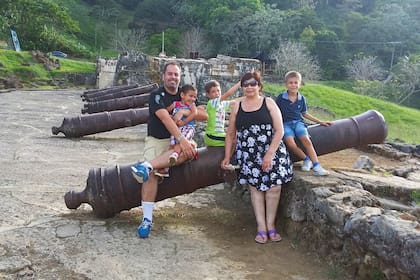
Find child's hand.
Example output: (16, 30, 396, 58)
(176, 119, 184, 126)
(319, 121, 333, 127)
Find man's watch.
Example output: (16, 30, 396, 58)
(175, 134, 184, 142)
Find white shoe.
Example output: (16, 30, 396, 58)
(301, 159, 313, 171)
(313, 164, 329, 176)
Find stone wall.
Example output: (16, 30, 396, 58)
(96, 58, 118, 89)
(99, 52, 261, 104)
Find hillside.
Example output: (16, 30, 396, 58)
(0, 49, 95, 88)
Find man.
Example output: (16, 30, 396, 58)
(131, 61, 208, 238)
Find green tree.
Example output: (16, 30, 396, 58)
(300, 26, 316, 51)
(0, 0, 82, 54)
(145, 28, 182, 57)
(314, 29, 346, 79)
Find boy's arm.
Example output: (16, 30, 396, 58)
(302, 112, 332, 126)
(220, 81, 241, 101)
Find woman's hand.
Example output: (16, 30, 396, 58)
(220, 158, 231, 170)
(262, 153, 274, 172)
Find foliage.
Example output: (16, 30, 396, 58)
(314, 29, 346, 80)
(270, 40, 320, 80)
(410, 191, 420, 206)
(346, 55, 385, 81)
(144, 29, 182, 57)
(0, 0, 91, 56)
(391, 55, 420, 105)
(182, 27, 211, 58)
(114, 29, 147, 56)
(1, 0, 420, 110)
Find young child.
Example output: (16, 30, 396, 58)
(275, 70, 332, 176)
(204, 80, 241, 147)
(167, 84, 198, 165)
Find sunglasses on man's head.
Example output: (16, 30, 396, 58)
(242, 80, 259, 87)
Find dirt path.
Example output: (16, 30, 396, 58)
(2, 89, 400, 279)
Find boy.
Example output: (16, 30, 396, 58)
(275, 71, 331, 176)
(204, 80, 241, 147)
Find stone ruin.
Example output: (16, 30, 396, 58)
(96, 52, 261, 104)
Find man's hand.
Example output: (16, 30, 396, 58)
(178, 135, 195, 159)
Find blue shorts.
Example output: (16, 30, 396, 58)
(283, 121, 308, 138)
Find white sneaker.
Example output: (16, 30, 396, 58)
(313, 164, 329, 176)
(301, 159, 313, 171)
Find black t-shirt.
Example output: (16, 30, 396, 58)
(147, 86, 181, 138)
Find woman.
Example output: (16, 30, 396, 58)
(221, 71, 293, 244)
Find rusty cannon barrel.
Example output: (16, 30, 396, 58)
(81, 84, 139, 100)
(81, 93, 150, 114)
(84, 83, 158, 102)
(64, 146, 234, 218)
(52, 108, 149, 138)
(289, 109, 388, 161)
(64, 110, 387, 218)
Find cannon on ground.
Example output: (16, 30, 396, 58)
(81, 93, 150, 114)
(52, 108, 149, 138)
(64, 110, 387, 218)
(83, 83, 157, 103)
(81, 84, 140, 100)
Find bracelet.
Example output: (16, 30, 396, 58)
(175, 134, 184, 142)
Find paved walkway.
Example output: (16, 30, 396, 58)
(0, 90, 339, 280)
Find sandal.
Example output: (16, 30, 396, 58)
(254, 231, 268, 244)
(268, 229, 282, 242)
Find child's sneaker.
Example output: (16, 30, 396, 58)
(137, 218, 152, 238)
(131, 162, 152, 183)
(168, 152, 179, 165)
(313, 164, 329, 176)
(301, 159, 313, 171)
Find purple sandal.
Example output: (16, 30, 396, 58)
(268, 229, 282, 242)
(254, 231, 268, 244)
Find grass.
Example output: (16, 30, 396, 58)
(0, 49, 95, 86)
(410, 191, 420, 206)
(265, 83, 420, 144)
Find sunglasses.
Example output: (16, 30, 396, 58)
(242, 80, 259, 87)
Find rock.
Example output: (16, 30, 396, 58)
(280, 169, 420, 279)
(353, 155, 375, 170)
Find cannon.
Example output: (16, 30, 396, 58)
(83, 83, 158, 102)
(64, 110, 387, 218)
(81, 93, 150, 114)
(81, 84, 140, 100)
(52, 108, 149, 138)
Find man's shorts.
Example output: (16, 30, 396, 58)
(143, 136, 170, 162)
(283, 120, 308, 138)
